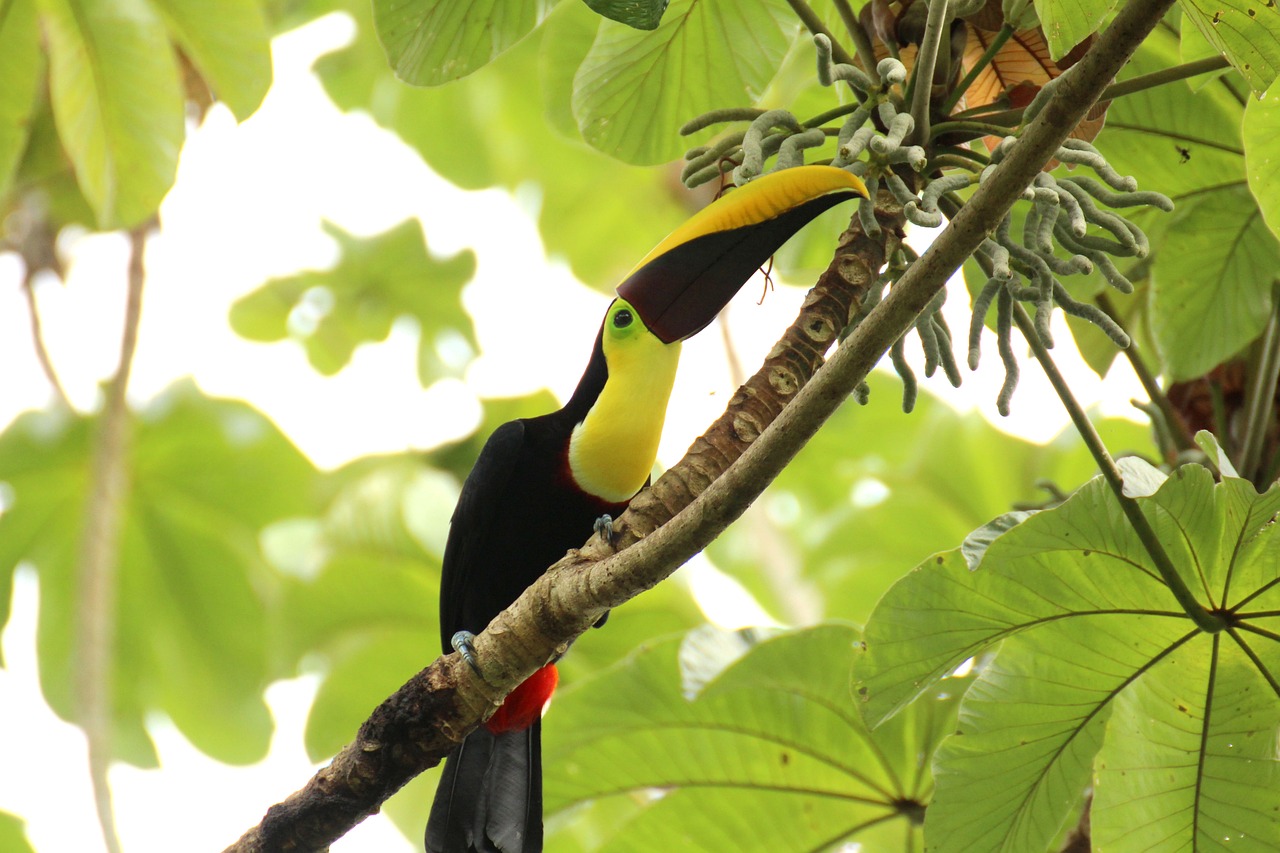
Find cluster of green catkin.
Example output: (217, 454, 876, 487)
(679, 34, 1173, 415)
(970, 131, 1173, 414)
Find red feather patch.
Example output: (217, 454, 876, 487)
(486, 664, 559, 733)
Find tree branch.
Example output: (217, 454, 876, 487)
(226, 1, 1175, 845)
(77, 224, 150, 853)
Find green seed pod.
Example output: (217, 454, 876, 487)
(996, 287, 1019, 416)
(890, 337, 918, 412)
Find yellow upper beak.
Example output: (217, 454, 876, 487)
(617, 166, 868, 343)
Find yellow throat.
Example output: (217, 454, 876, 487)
(568, 299, 682, 504)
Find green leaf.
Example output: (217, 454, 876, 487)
(1094, 636, 1280, 850)
(1034, 0, 1117, 59)
(545, 625, 966, 852)
(582, 0, 668, 30)
(372, 0, 556, 86)
(0, 811, 34, 853)
(1181, 9, 1235, 91)
(1243, 83, 1280, 243)
(1181, 0, 1280, 92)
(0, 382, 324, 765)
(228, 219, 477, 383)
(0, 0, 42, 200)
(707, 372, 1151, 625)
(1096, 26, 1280, 380)
(857, 465, 1280, 852)
(148, 0, 272, 120)
(313, 0, 697, 287)
(1151, 185, 1280, 380)
(572, 0, 795, 164)
(6, 102, 96, 228)
(36, 0, 184, 227)
(926, 619, 1190, 852)
(1098, 28, 1244, 200)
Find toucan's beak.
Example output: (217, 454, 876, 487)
(617, 165, 868, 344)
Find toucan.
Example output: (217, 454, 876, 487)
(425, 165, 868, 853)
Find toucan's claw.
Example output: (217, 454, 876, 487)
(594, 514, 617, 546)
(451, 630, 482, 675)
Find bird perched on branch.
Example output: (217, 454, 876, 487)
(426, 165, 867, 853)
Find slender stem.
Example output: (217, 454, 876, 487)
(908, 0, 950, 146)
(77, 225, 150, 853)
(1236, 283, 1280, 483)
(832, 0, 879, 76)
(20, 265, 73, 409)
(786, 0, 858, 68)
(932, 144, 990, 164)
(1010, 302, 1224, 632)
(943, 24, 1014, 113)
(1095, 293, 1195, 453)
(1206, 384, 1231, 458)
(930, 120, 1021, 140)
(953, 54, 1234, 126)
(928, 154, 985, 172)
(1103, 53, 1231, 99)
(802, 101, 865, 129)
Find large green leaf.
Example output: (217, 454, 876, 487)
(856, 462, 1280, 852)
(36, 0, 184, 227)
(1150, 185, 1280, 380)
(1243, 83, 1280, 242)
(0, 0, 41, 200)
(148, 0, 272, 120)
(0, 382, 324, 766)
(544, 625, 968, 852)
(1181, 9, 1236, 91)
(0, 811, 34, 853)
(313, 0, 697, 288)
(5, 101, 96, 228)
(707, 372, 1150, 625)
(1034, 0, 1117, 59)
(228, 219, 477, 383)
(1094, 635, 1280, 851)
(1095, 24, 1280, 380)
(572, 0, 796, 164)
(1181, 0, 1280, 92)
(372, 0, 556, 86)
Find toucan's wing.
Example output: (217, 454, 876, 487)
(438, 419, 529, 652)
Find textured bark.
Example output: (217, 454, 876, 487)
(226, 0, 1175, 843)
(229, 659, 477, 851)
(617, 190, 905, 547)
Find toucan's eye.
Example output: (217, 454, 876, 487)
(613, 309, 634, 329)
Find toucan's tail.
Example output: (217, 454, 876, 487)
(426, 722, 543, 853)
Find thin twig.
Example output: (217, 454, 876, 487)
(76, 224, 151, 853)
(20, 265, 73, 409)
(786, 0, 858, 68)
(832, 0, 879, 76)
(944, 24, 1014, 114)
(954, 53, 1233, 125)
(908, 0, 950, 146)
(1095, 292, 1195, 453)
(1236, 283, 1280, 483)
(1009, 301, 1223, 631)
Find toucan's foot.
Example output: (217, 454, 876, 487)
(450, 630, 482, 675)
(594, 610, 611, 629)
(594, 514, 616, 546)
